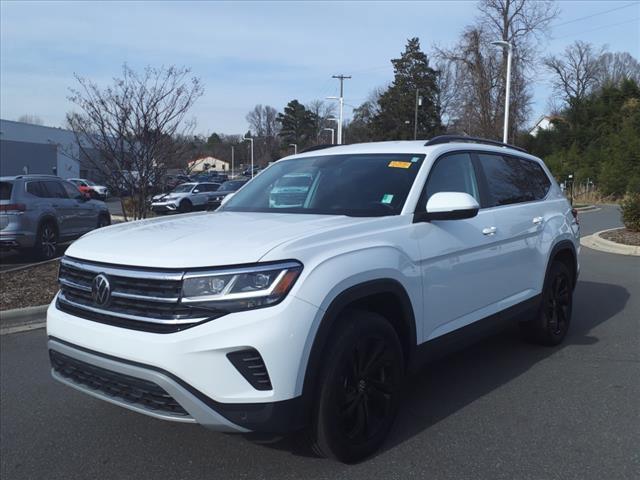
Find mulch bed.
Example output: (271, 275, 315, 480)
(0, 261, 60, 311)
(600, 228, 640, 246)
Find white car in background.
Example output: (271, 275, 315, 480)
(150, 182, 220, 213)
(68, 178, 109, 200)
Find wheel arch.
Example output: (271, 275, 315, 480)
(547, 240, 578, 289)
(300, 278, 417, 402)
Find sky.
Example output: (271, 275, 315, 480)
(1, 0, 639, 136)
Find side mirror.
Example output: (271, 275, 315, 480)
(220, 193, 235, 206)
(420, 192, 480, 221)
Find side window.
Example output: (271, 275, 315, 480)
(478, 154, 550, 206)
(26, 181, 48, 198)
(62, 181, 83, 200)
(43, 181, 69, 199)
(424, 153, 480, 203)
(515, 158, 551, 200)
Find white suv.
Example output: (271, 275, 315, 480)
(47, 136, 580, 463)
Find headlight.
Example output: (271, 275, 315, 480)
(181, 261, 303, 313)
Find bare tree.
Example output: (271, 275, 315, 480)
(439, 0, 558, 141)
(245, 105, 280, 164)
(306, 99, 337, 143)
(595, 51, 640, 88)
(544, 41, 604, 106)
(17, 114, 44, 125)
(66, 64, 203, 219)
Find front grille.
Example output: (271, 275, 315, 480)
(57, 257, 214, 333)
(50, 349, 189, 417)
(227, 348, 273, 390)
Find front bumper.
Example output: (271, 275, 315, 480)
(151, 200, 179, 212)
(46, 294, 319, 432)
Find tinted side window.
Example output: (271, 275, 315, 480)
(26, 181, 48, 198)
(478, 154, 543, 207)
(43, 181, 68, 199)
(425, 153, 480, 202)
(516, 158, 551, 200)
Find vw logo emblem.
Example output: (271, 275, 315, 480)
(91, 273, 111, 307)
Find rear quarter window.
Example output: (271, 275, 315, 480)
(0, 182, 13, 200)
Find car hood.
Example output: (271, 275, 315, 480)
(66, 211, 362, 268)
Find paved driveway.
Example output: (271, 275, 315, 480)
(1, 205, 637, 479)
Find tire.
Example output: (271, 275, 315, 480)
(33, 221, 58, 260)
(178, 199, 192, 213)
(310, 310, 404, 463)
(520, 262, 573, 346)
(97, 214, 111, 228)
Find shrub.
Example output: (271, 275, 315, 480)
(620, 193, 640, 232)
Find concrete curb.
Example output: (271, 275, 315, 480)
(0, 304, 48, 335)
(581, 228, 640, 256)
(574, 205, 601, 213)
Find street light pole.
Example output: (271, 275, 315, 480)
(289, 143, 297, 154)
(323, 127, 335, 144)
(243, 136, 254, 178)
(491, 40, 512, 144)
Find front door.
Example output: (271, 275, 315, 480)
(415, 152, 503, 342)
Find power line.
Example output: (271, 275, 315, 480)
(552, 17, 639, 40)
(551, 1, 638, 28)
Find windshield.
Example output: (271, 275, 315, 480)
(83, 179, 96, 186)
(172, 183, 194, 193)
(221, 153, 424, 217)
(218, 180, 246, 192)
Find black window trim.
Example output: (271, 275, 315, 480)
(473, 151, 552, 210)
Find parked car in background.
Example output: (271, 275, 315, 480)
(192, 172, 229, 184)
(158, 174, 193, 193)
(207, 179, 249, 209)
(268, 173, 313, 208)
(242, 166, 262, 177)
(151, 182, 220, 214)
(68, 178, 109, 200)
(0, 175, 111, 259)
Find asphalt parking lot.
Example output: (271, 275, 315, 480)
(1, 205, 638, 479)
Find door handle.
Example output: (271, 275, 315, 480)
(533, 216, 544, 225)
(482, 226, 497, 236)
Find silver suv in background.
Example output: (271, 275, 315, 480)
(150, 182, 220, 214)
(0, 175, 111, 259)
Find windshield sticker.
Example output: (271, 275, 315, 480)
(411, 156, 421, 163)
(388, 161, 412, 169)
(381, 194, 394, 204)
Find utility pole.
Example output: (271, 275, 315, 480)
(413, 89, 423, 140)
(289, 143, 297, 154)
(243, 136, 254, 178)
(330, 74, 351, 145)
(231, 145, 234, 178)
(491, 40, 512, 143)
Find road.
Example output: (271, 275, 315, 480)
(1, 206, 638, 480)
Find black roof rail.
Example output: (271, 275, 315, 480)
(14, 174, 60, 179)
(424, 135, 527, 153)
(299, 144, 336, 154)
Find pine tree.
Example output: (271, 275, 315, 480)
(373, 38, 442, 140)
(276, 100, 315, 148)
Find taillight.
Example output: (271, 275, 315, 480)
(0, 203, 26, 213)
(571, 208, 579, 225)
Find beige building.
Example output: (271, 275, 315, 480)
(188, 156, 230, 173)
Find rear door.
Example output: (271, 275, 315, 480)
(474, 152, 552, 300)
(62, 181, 97, 233)
(42, 180, 76, 237)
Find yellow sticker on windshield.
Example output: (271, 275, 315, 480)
(388, 161, 412, 169)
